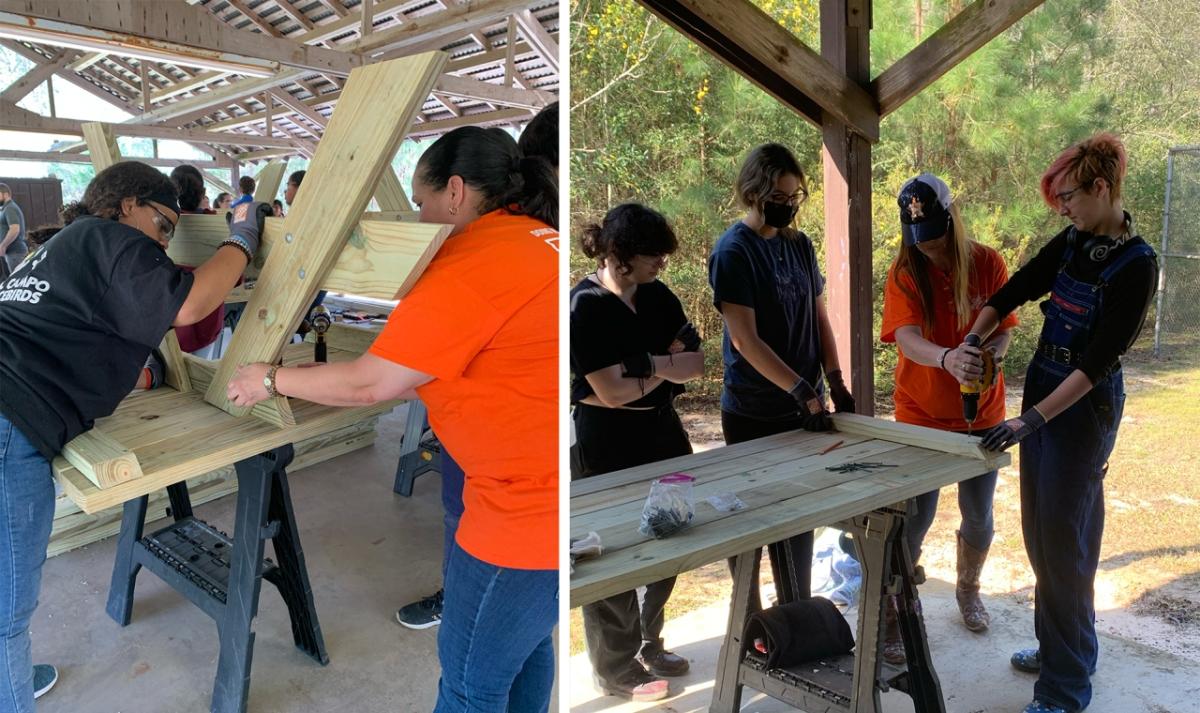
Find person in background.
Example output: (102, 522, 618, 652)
(0, 184, 27, 281)
(231, 176, 255, 207)
(708, 143, 855, 610)
(878, 173, 1017, 663)
(0, 161, 267, 713)
(396, 102, 559, 633)
(169, 165, 227, 354)
(966, 133, 1157, 713)
(284, 170, 306, 207)
(214, 192, 233, 211)
(272, 199, 285, 218)
(227, 126, 558, 713)
(200, 193, 212, 212)
(572, 203, 703, 702)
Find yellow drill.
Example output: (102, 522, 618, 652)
(961, 349, 998, 433)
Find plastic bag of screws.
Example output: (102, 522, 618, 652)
(639, 473, 696, 539)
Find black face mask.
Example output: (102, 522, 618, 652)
(762, 200, 798, 229)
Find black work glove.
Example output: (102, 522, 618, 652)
(788, 377, 824, 415)
(620, 352, 654, 379)
(800, 409, 834, 432)
(981, 407, 1046, 452)
(672, 321, 702, 352)
(826, 369, 856, 414)
(224, 201, 272, 258)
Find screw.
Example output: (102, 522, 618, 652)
(285, 233, 294, 243)
(298, 268, 306, 279)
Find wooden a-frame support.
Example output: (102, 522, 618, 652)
(61, 50, 453, 490)
(638, 0, 1046, 412)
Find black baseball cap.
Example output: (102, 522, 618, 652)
(898, 173, 952, 245)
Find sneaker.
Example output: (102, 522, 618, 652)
(1011, 648, 1041, 673)
(597, 669, 669, 702)
(33, 664, 57, 700)
(394, 589, 443, 630)
(1022, 699, 1069, 713)
(638, 648, 690, 677)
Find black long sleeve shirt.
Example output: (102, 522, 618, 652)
(985, 225, 1157, 383)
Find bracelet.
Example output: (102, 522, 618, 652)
(219, 238, 253, 262)
(264, 364, 279, 398)
(938, 347, 951, 370)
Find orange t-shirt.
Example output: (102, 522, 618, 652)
(880, 243, 1018, 431)
(369, 210, 558, 570)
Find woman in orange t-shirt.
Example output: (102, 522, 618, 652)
(879, 174, 1017, 662)
(226, 126, 559, 713)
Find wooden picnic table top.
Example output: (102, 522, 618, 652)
(570, 413, 1009, 607)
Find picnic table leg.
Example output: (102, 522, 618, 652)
(711, 547, 760, 713)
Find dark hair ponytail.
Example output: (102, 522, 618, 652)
(170, 164, 206, 212)
(416, 125, 558, 229)
(580, 203, 677, 274)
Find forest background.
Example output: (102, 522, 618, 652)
(569, 0, 1200, 405)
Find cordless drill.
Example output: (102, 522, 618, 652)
(310, 305, 332, 363)
(960, 334, 997, 433)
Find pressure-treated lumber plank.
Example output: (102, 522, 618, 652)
(182, 353, 297, 427)
(830, 412, 999, 464)
(374, 167, 412, 211)
(873, 0, 1045, 116)
(57, 428, 143, 489)
(252, 160, 288, 202)
(204, 51, 447, 416)
(164, 215, 448, 299)
(81, 122, 120, 172)
(304, 322, 382, 355)
(159, 330, 192, 393)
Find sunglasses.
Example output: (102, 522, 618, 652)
(142, 201, 177, 239)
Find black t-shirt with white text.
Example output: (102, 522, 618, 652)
(0, 216, 193, 458)
(570, 276, 689, 408)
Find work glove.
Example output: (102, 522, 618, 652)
(826, 369, 856, 414)
(981, 407, 1046, 452)
(799, 410, 834, 432)
(671, 321, 703, 353)
(789, 377, 833, 431)
(224, 201, 272, 259)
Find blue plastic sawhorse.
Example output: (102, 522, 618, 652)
(392, 401, 442, 496)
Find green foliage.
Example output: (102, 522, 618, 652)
(571, 0, 1196, 404)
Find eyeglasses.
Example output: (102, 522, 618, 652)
(1055, 183, 1088, 206)
(769, 189, 809, 206)
(635, 254, 669, 267)
(142, 201, 176, 239)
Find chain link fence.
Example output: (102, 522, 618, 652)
(1154, 147, 1200, 356)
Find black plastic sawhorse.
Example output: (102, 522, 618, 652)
(392, 400, 442, 496)
(106, 444, 328, 713)
(712, 506, 944, 713)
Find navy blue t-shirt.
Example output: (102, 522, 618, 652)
(708, 221, 826, 420)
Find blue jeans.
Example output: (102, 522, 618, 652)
(904, 467, 999, 564)
(440, 449, 465, 578)
(434, 542, 557, 713)
(0, 415, 55, 713)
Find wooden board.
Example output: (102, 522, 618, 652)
(165, 214, 448, 296)
(81, 122, 119, 171)
(374, 166, 413, 211)
(252, 160, 288, 203)
(159, 330, 191, 393)
(182, 353, 296, 427)
(56, 427, 142, 489)
(204, 50, 447, 417)
(570, 418, 1010, 607)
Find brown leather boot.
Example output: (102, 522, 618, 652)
(955, 530, 990, 632)
(881, 597, 906, 664)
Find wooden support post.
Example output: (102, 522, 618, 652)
(203, 52, 448, 417)
(504, 15, 517, 88)
(264, 92, 274, 137)
(140, 60, 150, 113)
(253, 160, 287, 203)
(374, 166, 412, 212)
(160, 330, 192, 393)
(46, 75, 54, 118)
(821, 0, 875, 413)
(361, 0, 373, 37)
(81, 122, 121, 172)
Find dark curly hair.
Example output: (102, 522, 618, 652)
(170, 164, 206, 212)
(579, 203, 678, 275)
(61, 161, 179, 224)
(416, 125, 557, 229)
(518, 102, 558, 171)
(26, 224, 62, 250)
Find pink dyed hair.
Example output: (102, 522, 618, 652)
(1039, 132, 1128, 210)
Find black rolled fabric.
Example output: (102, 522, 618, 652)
(742, 597, 855, 669)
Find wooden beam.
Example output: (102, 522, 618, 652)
(873, 0, 1045, 116)
(374, 166, 412, 211)
(317, 0, 349, 18)
(203, 51, 448, 416)
(58, 428, 144, 489)
(201, 169, 234, 195)
(351, 0, 531, 57)
(831, 413, 999, 464)
(65, 51, 108, 72)
(81, 122, 121, 171)
(444, 34, 557, 74)
(0, 49, 73, 103)
(267, 87, 328, 129)
(821, 0, 874, 410)
(0, 148, 222, 169)
(126, 69, 305, 125)
(503, 15, 517, 88)
(253, 160, 288, 202)
(513, 9, 558, 74)
(225, 0, 285, 38)
(147, 71, 232, 104)
(360, 0, 374, 37)
(183, 353, 296, 427)
(0, 1, 360, 76)
(434, 73, 554, 110)
(139, 59, 150, 112)
(406, 106, 531, 139)
(638, 0, 879, 142)
(160, 330, 192, 393)
(273, 0, 316, 31)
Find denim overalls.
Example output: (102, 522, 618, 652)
(1019, 236, 1155, 711)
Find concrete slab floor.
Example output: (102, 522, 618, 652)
(32, 405, 559, 713)
(568, 578, 1200, 713)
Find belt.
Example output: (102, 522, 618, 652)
(1035, 341, 1080, 367)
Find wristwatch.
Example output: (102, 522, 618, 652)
(263, 364, 280, 398)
